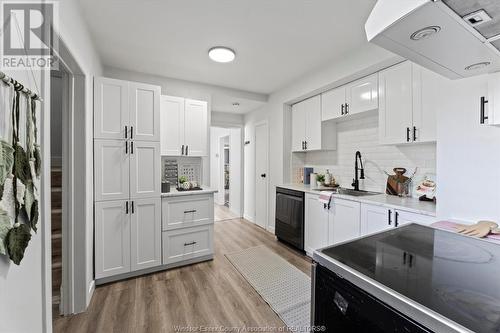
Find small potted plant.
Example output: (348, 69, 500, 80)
(316, 174, 325, 187)
(178, 176, 191, 190)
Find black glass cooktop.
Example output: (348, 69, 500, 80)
(320, 224, 500, 333)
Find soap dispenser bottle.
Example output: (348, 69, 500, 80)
(325, 169, 332, 186)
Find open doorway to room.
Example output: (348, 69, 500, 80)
(210, 126, 243, 222)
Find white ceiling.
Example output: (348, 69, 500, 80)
(78, 0, 377, 96)
(212, 94, 266, 114)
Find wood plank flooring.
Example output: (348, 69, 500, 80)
(214, 204, 240, 222)
(53, 218, 311, 333)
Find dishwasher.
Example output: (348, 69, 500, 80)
(275, 187, 304, 251)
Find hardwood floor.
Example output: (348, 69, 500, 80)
(53, 218, 311, 333)
(214, 204, 240, 222)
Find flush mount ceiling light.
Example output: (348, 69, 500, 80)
(465, 62, 491, 71)
(410, 26, 441, 41)
(232, 102, 240, 107)
(208, 47, 236, 63)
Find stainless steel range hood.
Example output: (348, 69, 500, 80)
(365, 0, 500, 79)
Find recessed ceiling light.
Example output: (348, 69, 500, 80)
(410, 26, 441, 41)
(465, 62, 491, 71)
(232, 102, 240, 107)
(208, 47, 236, 63)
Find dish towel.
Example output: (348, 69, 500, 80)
(431, 221, 500, 243)
(318, 191, 334, 209)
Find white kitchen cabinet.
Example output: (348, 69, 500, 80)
(129, 141, 161, 199)
(162, 225, 214, 265)
(360, 204, 393, 236)
(184, 99, 209, 156)
(160, 95, 185, 155)
(329, 199, 361, 244)
(379, 61, 439, 144)
(94, 77, 129, 140)
(321, 74, 378, 121)
(94, 77, 160, 142)
(129, 81, 161, 142)
(95, 200, 131, 279)
(321, 86, 346, 121)
(94, 139, 130, 201)
(162, 194, 213, 230)
(487, 72, 500, 126)
(291, 95, 336, 152)
(160, 95, 208, 156)
(345, 73, 379, 115)
(378, 61, 414, 145)
(130, 198, 162, 271)
(304, 193, 329, 256)
(395, 210, 436, 226)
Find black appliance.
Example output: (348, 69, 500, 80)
(313, 264, 431, 332)
(275, 187, 304, 251)
(313, 224, 500, 333)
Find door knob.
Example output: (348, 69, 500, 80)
(261, 173, 266, 178)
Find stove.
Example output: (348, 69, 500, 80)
(313, 224, 500, 333)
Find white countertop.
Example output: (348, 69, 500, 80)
(161, 187, 218, 197)
(277, 183, 436, 217)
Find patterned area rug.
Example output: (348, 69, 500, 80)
(225, 246, 311, 330)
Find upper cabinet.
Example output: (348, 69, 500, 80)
(160, 95, 208, 157)
(486, 73, 500, 126)
(291, 96, 336, 152)
(94, 77, 160, 141)
(322, 73, 378, 121)
(379, 61, 439, 145)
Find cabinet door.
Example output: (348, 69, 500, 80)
(395, 210, 437, 227)
(345, 73, 378, 115)
(360, 204, 392, 236)
(94, 77, 129, 140)
(184, 99, 208, 156)
(291, 102, 306, 152)
(94, 139, 129, 201)
(160, 95, 185, 156)
(488, 72, 500, 126)
(305, 194, 329, 256)
(129, 82, 161, 142)
(130, 141, 161, 199)
(321, 86, 346, 121)
(378, 62, 413, 144)
(95, 200, 130, 279)
(329, 199, 361, 245)
(304, 95, 322, 151)
(130, 198, 162, 271)
(412, 65, 440, 142)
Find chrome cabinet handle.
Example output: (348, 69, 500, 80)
(184, 241, 197, 246)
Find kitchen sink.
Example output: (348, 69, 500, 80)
(313, 188, 382, 197)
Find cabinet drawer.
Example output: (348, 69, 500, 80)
(162, 225, 213, 265)
(162, 194, 213, 230)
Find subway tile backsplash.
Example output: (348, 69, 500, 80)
(295, 115, 436, 194)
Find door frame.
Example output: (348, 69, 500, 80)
(254, 120, 269, 231)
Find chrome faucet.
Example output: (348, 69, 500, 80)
(351, 151, 365, 191)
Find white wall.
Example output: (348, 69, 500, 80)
(297, 114, 436, 194)
(244, 44, 398, 231)
(211, 111, 244, 127)
(436, 74, 500, 222)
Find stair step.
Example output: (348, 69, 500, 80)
(51, 232, 62, 240)
(51, 170, 62, 188)
(51, 210, 62, 233)
(51, 190, 62, 209)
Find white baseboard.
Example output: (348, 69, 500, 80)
(267, 226, 276, 235)
(87, 280, 95, 307)
(243, 214, 255, 223)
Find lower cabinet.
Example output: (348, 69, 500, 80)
(95, 197, 161, 279)
(162, 225, 214, 265)
(305, 193, 329, 256)
(360, 203, 437, 237)
(328, 199, 361, 245)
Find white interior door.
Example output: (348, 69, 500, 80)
(94, 77, 129, 140)
(129, 82, 161, 142)
(160, 95, 185, 156)
(184, 99, 208, 156)
(94, 139, 129, 201)
(95, 200, 131, 279)
(130, 198, 162, 271)
(255, 122, 269, 229)
(130, 141, 161, 199)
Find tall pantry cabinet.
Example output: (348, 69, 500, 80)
(93, 77, 162, 280)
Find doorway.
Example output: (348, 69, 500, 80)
(210, 126, 243, 222)
(255, 121, 269, 230)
